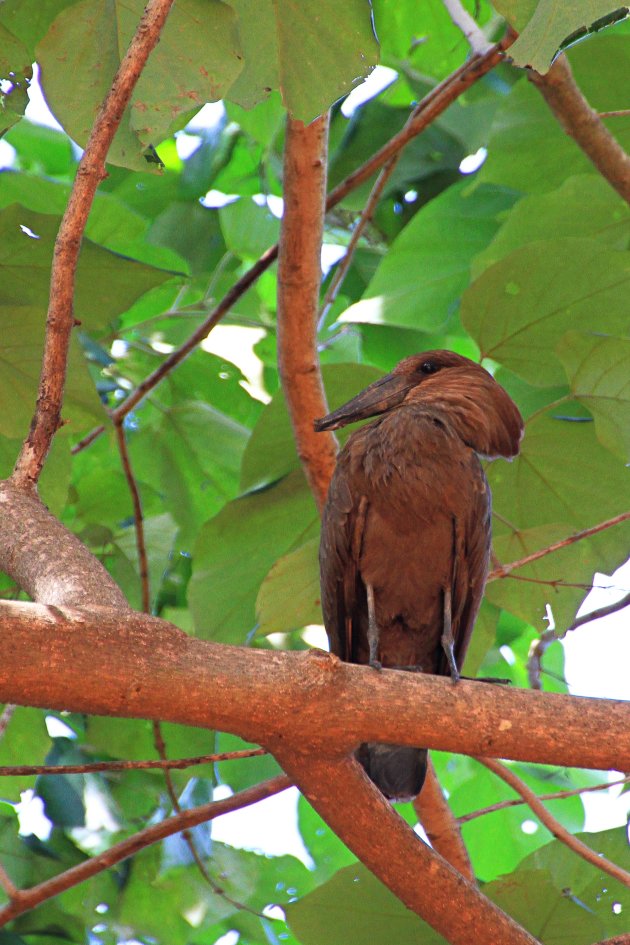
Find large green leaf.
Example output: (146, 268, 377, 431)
(0, 204, 180, 327)
(240, 363, 382, 492)
(462, 239, 630, 386)
(556, 331, 630, 462)
(473, 174, 630, 277)
(189, 470, 320, 643)
(287, 862, 445, 945)
(256, 538, 322, 635)
(508, 1, 629, 72)
(340, 182, 517, 331)
(0, 708, 50, 802)
(487, 414, 630, 629)
(37, 0, 243, 170)
(227, 0, 379, 120)
(130, 402, 249, 548)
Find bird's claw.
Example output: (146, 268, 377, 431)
(369, 659, 383, 671)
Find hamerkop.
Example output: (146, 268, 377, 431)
(315, 351, 523, 800)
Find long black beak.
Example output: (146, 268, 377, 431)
(314, 372, 415, 432)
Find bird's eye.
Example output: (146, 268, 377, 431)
(420, 360, 438, 374)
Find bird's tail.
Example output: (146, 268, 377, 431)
(357, 743, 428, 802)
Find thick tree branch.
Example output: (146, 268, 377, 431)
(414, 759, 475, 882)
(73, 32, 514, 456)
(277, 115, 337, 513)
(1, 603, 629, 772)
(529, 54, 630, 205)
(12, 0, 176, 488)
(274, 752, 539, 944)
(0, 774, 291, 925)
(0, 480, 129, 609)
(479, 758, 630, 888)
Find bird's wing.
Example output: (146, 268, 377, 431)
(441, 464, 492, 675)
(319, 450, 366, 662)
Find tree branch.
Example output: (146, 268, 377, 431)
(529, 53, 630, 205)
(458, 773, 630, 824)
(0, 747, 266, 777)
(114, 421, 150, 612)
(277, 115, 337, 513)
(274, 752, 539, 944)
(12, 0, 176, 488)
(1, 603, 629, 772)
(0, 480, 129, 609)
(442, 0, 493, 55)
(528, 589, 630, 690)
(488, 512, 630, 581)
(0, 774, 291, 925)
(479, 758, 630, 888)
(414, 758, 475, 882)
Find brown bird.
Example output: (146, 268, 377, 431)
(315, 351, 523, 801)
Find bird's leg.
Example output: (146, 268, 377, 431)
(441, 583, 460, 682)
(366, 582, 382, 670)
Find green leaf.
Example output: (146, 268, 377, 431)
(508, 1, 629, 72)
(219, 196, 280, 259)
(340, 183, 517, 331)
(287, 862, 444, 945)
(37, 0, 243, 171)
(189, 470, 320, 643)
(297, 795, 356, 881)
(256, 538, 322, 635)
(132, 402, 249, 548)
(556, 331, 630, 462)
(473, 174, 630, 278)
(0, 204, 180, 328)
(462, 239, 630, 386)
(227, 0, 379, 121)
(487, 414, 630, 629)
(0, 708, 50, 802)
(240, 363, 382, 491)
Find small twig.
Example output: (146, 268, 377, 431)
(0, 861, 22, 901)
(528, 590, 630, 690)
(599, 109, 630, 118)
(488, 512, 630, 581)
(0, 774, 292, 925)
(479, 758, 630, 888)
(72, 32, 515, 458)
(442, 0, 493, 55)
(0, 705, 16, 742)
(458, 773, 630, 824)
(12, 0, 176, 488)
(318, 153, 400, 331)
(0, 748, 267, 778)
(529, 54, 630, 205)
(114, 421, 150, 612)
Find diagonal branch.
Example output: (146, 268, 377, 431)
(0, 747, 266, 777)
(529, 53, 630, 205)
(414, 757, 475, 882)
(12, 0, 176, 489)
(442, 0, 494, 55)
(479, 758, 630, 888)
(274, 751, 539, 944)
(488, 511, 630, 581)
(0, 774, 291, 925)
(458, 773, 630, 824)
(114, 421, 150, 612)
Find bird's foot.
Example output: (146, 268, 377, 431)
(369, 658, 383, 671)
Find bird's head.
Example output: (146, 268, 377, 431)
(314, 350, 523, 459)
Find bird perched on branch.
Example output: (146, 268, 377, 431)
(314, 351, 523, 801)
